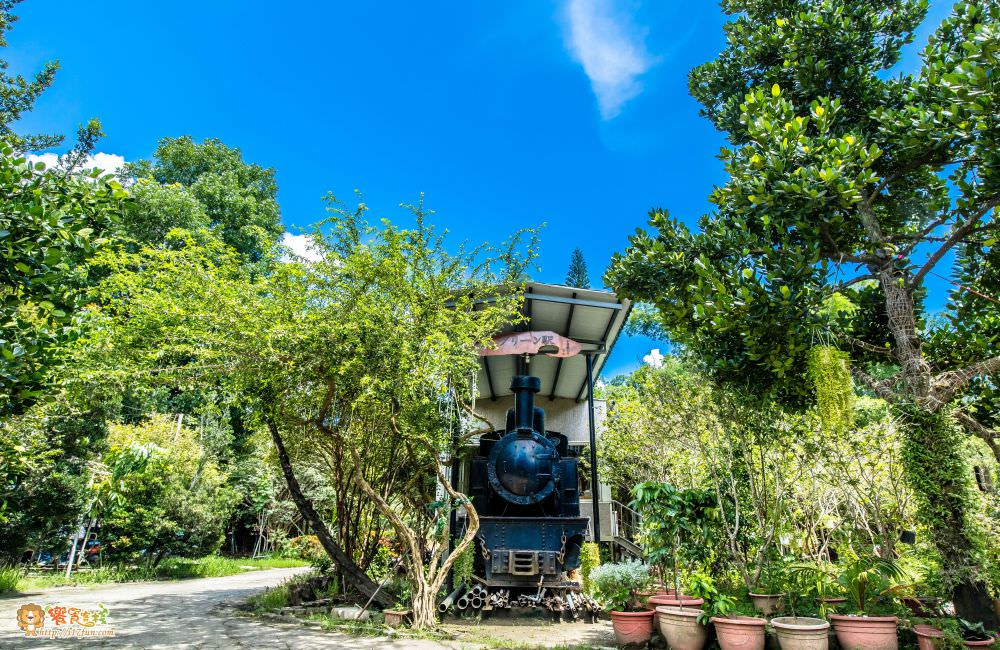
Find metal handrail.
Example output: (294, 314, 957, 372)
(611, 500, 642, 546)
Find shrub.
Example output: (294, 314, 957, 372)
(580, 542, 600, 593)
(589, 560, 651, 612)
(281, 535, 327, 566)
(0, 565, 25, 594)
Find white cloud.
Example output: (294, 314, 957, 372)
(564, 0, 654, 119)
(642, 348, 664, 368)
(26, 151, 126, 177)
(281, 232, 324, 263)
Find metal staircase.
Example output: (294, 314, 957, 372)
(610, 500, 643, 560)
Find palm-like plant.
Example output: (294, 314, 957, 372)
(836, 555, 907, 615)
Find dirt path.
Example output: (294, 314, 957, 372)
(0, 567, 450, 649)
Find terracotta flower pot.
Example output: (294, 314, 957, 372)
(829, 614, 898, 650)
(963, 639, 995, 648)
(771, 616, 830, 650)
(749, 592, 785, 616)
(609, 610, 655, 646)
(656, 606, 708, 650)
(648, 594, 705, 607)
(712, 615, 767, 650)
(913, 625, 943, 650)
(648, 595, 704, 632)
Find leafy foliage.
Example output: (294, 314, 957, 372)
(0, 145, 125, 415)
(606, 0, 1000, 614)
(579, 541, 600, 594)
(75, 197, 537, 627)
(630, 481, 718, 592)
(835, 555, 906, 616)
(806, 345, 855, 432)
(97, 417, 238, 565)
(121, 137, 282, 262)
(451, 541, 474, 589)
(589, 560, 651, 612)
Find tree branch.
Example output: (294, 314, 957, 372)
(851, 366, 897, 401)
(928, 355, 1000, 410)
(909, 201, 998, 289)
(839, 334, 893, 357)
(953, 410, 1000, 465)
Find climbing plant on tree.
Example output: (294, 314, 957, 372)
(606, 0, 1000, 625)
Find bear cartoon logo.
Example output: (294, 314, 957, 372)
(16, 603, 45, 637)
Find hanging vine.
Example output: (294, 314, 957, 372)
(451, 540, 474, 588)
(806, 345, 855, 432)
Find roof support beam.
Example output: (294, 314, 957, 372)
(482, 356, 497, 401)
(549, 292, 577, 401)
(575, 306, 620, 402)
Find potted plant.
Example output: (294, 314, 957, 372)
(771, 616, 832, 650)
(631, 482, 717, 609)
(750, 556, 788, 616)
(912, 621, 943, 650)
(788, 562, 844, 617)
(590, 560, 655, 647)
(706, 586, 766, 650)
(828, 555, 906, 650)
(654, 573, 721, 650)
(947, 618, 997, 648)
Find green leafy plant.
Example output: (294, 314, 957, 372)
(589, 560, 651, 612)
(0, 564, 25, 594)
(451, 540, 474, 589)
(579, 542, 601, 594)
(837, 555, 907, 616)
(806, 345, 855, 432)
(787, 562, 842, 617)
(630, 481, 718, 594)
(687, 572, 737, 623)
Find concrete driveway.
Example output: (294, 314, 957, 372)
(0, 567, 451, 649)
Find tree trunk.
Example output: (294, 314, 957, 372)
(266, 418, 395, 609)
(899, 408, 998, 628)
(410, 580, 439, 629)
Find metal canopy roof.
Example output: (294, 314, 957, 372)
(478, 282, 632, 402)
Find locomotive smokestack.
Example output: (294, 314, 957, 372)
(510, 375, 540, 438)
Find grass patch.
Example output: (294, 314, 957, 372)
(246, 582, 292, 611)
(0, 565, 26, 594)
(157, 555, 308, 579)
(12, 555, 309, 592)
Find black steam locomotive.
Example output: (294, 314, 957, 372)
(468, 374, 587, 590)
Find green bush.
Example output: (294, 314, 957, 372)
(589, 560, 650, 612)
(98, 418, 238, 565)
(0, 565, 25, 593)
(580, 542, 600, 593)
(281, 535, 327, 566)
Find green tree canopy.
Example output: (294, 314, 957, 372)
(0, 145, 126, 416)
(121, 136, 283, 261)
(606, 0, 999, 623)
(74, 197, 537, 627)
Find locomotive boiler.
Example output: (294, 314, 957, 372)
(468, 374, 588, 590)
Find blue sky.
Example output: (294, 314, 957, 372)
(9, 0, 956, 377)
